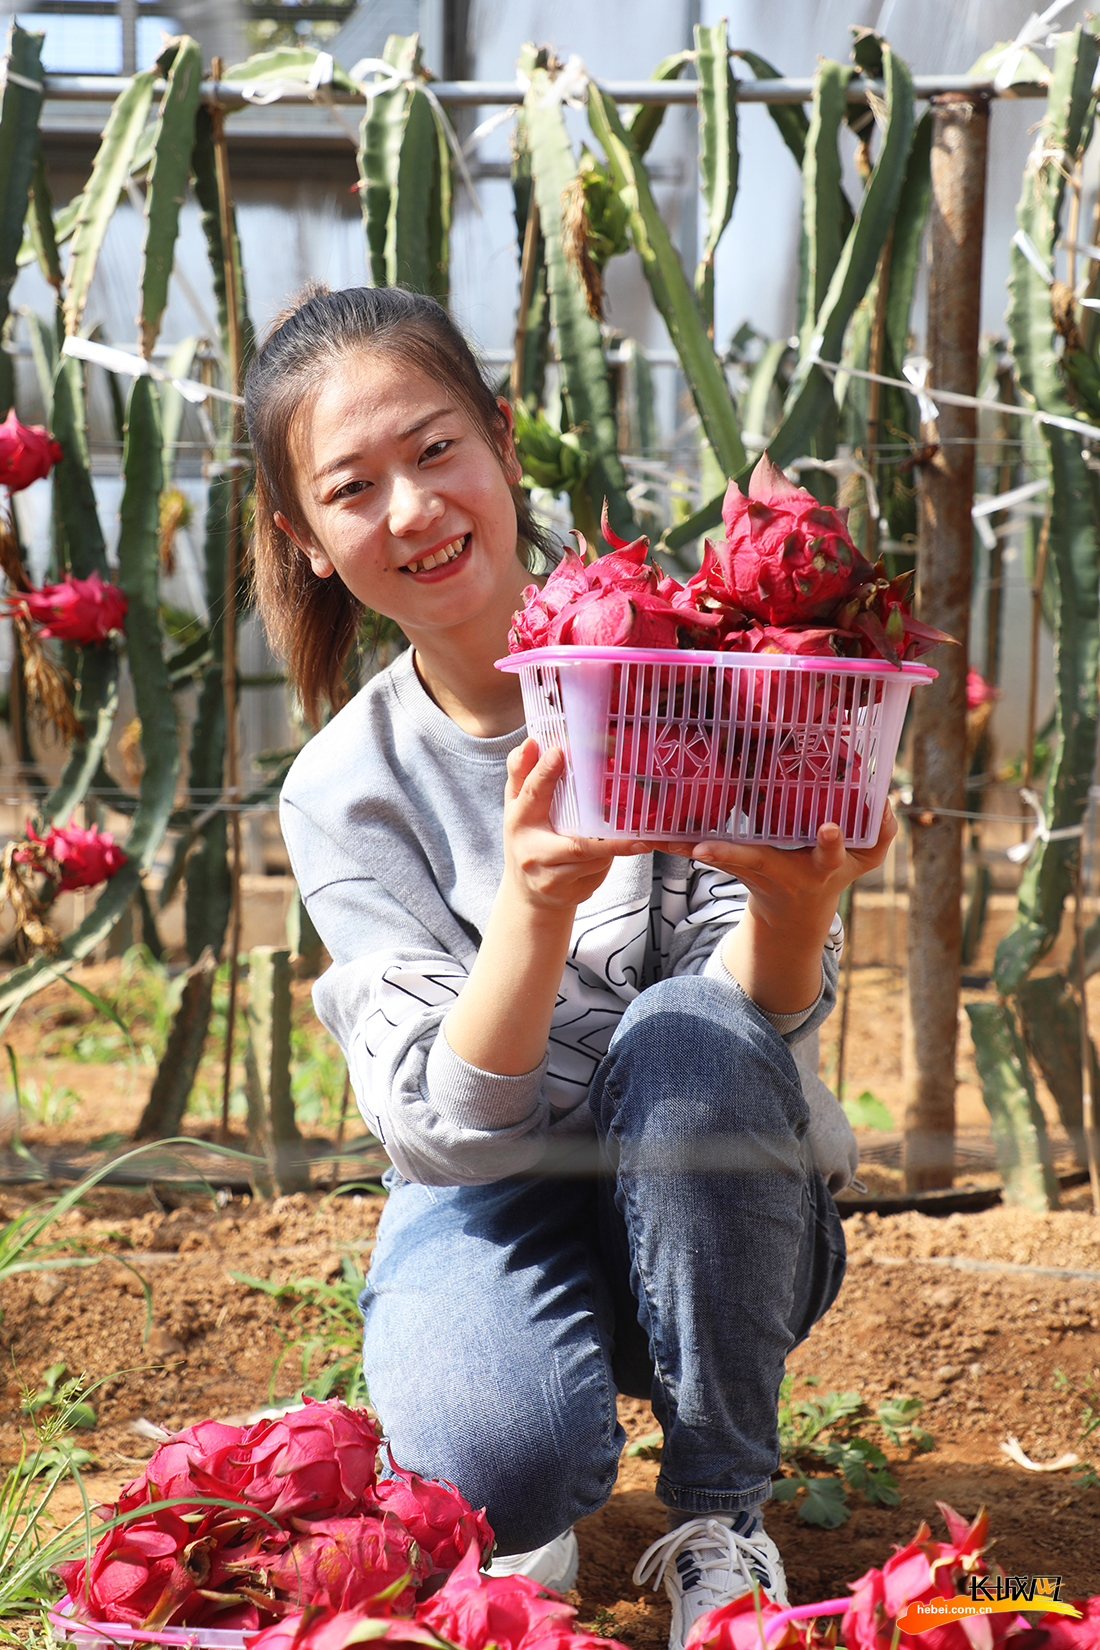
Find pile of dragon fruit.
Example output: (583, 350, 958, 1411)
(50, 1406, 1097, 1650)
(506, 454, 949, 843)
(54, 1398, 496, 1636)
(508, 453, 949, 664)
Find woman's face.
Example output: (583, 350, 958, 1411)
(280, 349, 529, 657)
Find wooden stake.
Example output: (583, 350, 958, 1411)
(1078, 766, 1100, 1216)
(903, 93, 988, 1192)
(862, 232, 893, 562)
(511, 200, 540, 405)
(835, 887, 856, 1102)
(210, 63, 246, 1146)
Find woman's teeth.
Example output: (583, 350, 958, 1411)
(406, 536, 466, 573)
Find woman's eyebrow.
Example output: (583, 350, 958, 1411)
(311, 406, 457, 483)
(399, 405, 455, 439)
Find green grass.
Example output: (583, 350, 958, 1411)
(1053, 1367, 1100, 1488)
(230, 1252, 369, 1406)
(0, 1373, 101, 1630)
(2, 1076, 80, 1130)
(27, 945, 351, 1132)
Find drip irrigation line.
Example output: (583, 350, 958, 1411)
(862, 1244, 1100, 1282)
(837, 1169, 1093, 1221)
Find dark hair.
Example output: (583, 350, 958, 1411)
(245, 285, 549, 728)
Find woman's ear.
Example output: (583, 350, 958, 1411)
(275, 510, 336, 579)
(494, 398, 523, 486)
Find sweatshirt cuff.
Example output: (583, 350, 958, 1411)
(427, 1028, 548, 1131)
(702, 943, 825, 1035)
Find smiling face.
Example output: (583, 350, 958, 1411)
(280, 349, 530, 665)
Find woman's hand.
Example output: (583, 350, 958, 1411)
(689, 801, 895, 921)
(642, 804, 897, 1017)
(503, 738, 633, 912)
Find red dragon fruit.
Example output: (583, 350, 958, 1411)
(373, 1459, 494, 1581)
(713, 453, 874, 624)
(833, 564, 954, 666)
(508, 507, 725, 655)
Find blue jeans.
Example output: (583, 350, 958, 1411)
(359, 974, 846, 1554)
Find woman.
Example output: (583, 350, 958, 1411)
(245, 285, 892, 1649)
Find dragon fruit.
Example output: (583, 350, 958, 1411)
(508, 506, 725, 655)
(833, 564, 954, 666)
(712, 453, 874, 625)
(373, 1459, 494, 1580)
(414, 1543, 576, 1650)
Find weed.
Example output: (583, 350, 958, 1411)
(22, 1363, 96, 1431)
(27, 945, 350, 1133)
(231, 1253, 369, 1405)
(1052, 1367, 1100, 1487)
(623, 1429, 663, 1460)
(587, 1609, 620, 1639)
(2, 1076, 79, 1130)
(840, 1089, 895, 1131)
(0, 1372, 100, 1627)
(29, 944, 179, 1068)
(771, 1376, 934, 1527)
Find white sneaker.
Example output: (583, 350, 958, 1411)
(633, 1516, 788, 1650)
(486, 1527, 579, 1593)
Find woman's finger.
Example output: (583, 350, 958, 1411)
(509, 744, 566, 825)
(511, 742, 554, 805)
(810, 821, 847, 875)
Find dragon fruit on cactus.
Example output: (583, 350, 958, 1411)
(714, 452, 874, 625)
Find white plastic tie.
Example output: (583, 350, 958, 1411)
(1013, 227, 1055, 285)
(461, 103, 520, 156)
(241, 78, 304, 105)
(1059, 237, 1100, 262)
(1005, 787, 1083, 864)
(537, 54, 590, 109)
(901, 355, 940, 425)
(0, 67, 45, 94)
(989, 0, 1075, 90)
(971, 477, 1048, 518)
(307, 51, 335, 92)
(60, 334, 244, 407)
(1000, 1434, 1080, 1472)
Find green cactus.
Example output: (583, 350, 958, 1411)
(995, 20, 1100, 994)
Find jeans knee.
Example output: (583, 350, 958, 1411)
(367, 1363, 621, 1552)
(593, 975, 809, 1155)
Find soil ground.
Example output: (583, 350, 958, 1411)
(2, 957, 1100, 1637)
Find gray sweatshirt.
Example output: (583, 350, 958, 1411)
(280, 648, 858, 1192)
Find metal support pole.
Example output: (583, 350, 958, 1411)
(903, 92, 989, 1192)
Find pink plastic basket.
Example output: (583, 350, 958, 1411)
(49, 1609, 248, 1650)
(497, 646, 936, 848)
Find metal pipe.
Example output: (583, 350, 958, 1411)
(34, 72, 1048, 108)
(903, 92, 990, 1193)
